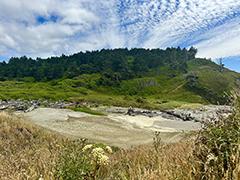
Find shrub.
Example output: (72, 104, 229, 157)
(193, 98, 240, 179)
(136, 96, 146, 104)
(55, 139, 91, 180)
(55, 141, 112, 179)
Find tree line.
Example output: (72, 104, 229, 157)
(0, 47, 198, 82)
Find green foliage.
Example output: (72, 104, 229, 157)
(55, 141, 113, 180)
(184, 60, 239, 104)
(136, 96, 147, 104)
(117, 77, 161, 96)
(0, 48, 196, 81)
(193, 99, 240, 179)
(69, 106, 106, 116)
(55, 140, 92, 180)
(97, 72, 121, 86)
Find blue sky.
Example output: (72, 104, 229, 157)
(0, 0, 240, 72)
(222, 56, 240, 72)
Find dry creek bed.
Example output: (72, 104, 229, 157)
(15, 105, 231, 148)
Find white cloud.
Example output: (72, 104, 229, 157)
(61, 8, 98, 25)
(194, 18, 240, 59)
(0, 0, 102, 57)
(0, 0, 240, 60)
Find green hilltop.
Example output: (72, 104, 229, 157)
(0, 48, 239, 109)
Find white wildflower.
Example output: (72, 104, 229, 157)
(97, 154, 109, 166)
(91, 147, 110, 166)
(105, 146, 112, 154)
(207, 153, 217, 164)
(91, 147, 105, 158)
(82, 144, 93, 152)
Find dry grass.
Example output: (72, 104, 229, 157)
(100, 141, 195, 180)
(0, 112, 65, 179)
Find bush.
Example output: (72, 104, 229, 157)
(55, 141, 112, 179)
(193, 99, 240, 179)
(136, 96, 146, 104)
(54, 139, 92, 180)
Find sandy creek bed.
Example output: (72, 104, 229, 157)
(17, 108, 201, 148)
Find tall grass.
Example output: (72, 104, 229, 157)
(100, 141, 195, 179)
(0, 112, 65, 179)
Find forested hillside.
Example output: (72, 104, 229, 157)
(0, 47, 197, 81)
(0, 47, 239, 106)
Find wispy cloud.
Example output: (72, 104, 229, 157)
(0, 0, 240, 61)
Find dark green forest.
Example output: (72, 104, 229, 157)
(0, 47, 197, 83)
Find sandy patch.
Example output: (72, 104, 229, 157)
(20, 108, 201, 148)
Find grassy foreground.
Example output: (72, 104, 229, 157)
(0, 100, 239, 179)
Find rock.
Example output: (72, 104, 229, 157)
(105, 105, 232, 122)
(0, 105, 9, 110)
(163, 105, 232, 122)
(127, 107, 135, 116)
(106, 107, 127, 114)
(0, 99, 76, 113)
(0, 100, 233, 121)
(25, 106, 36, 113)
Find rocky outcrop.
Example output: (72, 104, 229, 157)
(163, 105, 232, 122)
(106, 107, 161, 117)
(0, 99, 232, 122)
(0, 100, 75, 112)
(0, 100, 39, 112)
(106, 105, 232, 122)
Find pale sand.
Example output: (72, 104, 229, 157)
(20, 108, 201, 148)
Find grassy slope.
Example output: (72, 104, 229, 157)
(188, 59, 240, 95)
(0, 79, 204, 109)
(0, 112, 64, 179)
(0, 59, 239, 109)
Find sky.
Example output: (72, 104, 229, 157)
(0, 0, 240, 72)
